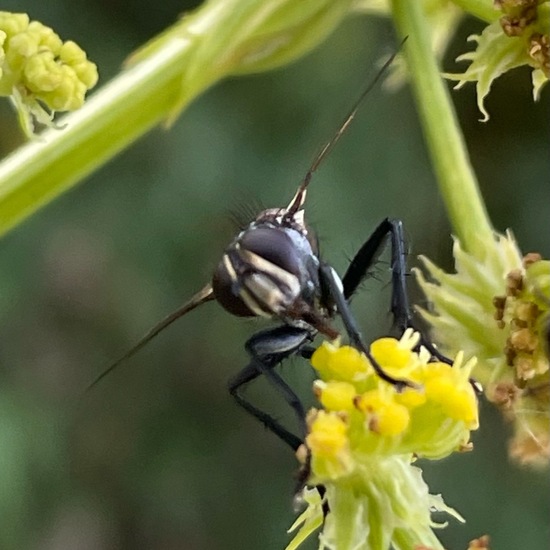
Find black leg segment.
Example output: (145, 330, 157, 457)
(319, 263, 415, 390)
(342, 218, 411, 332)
(228, 326, 312, 451)
(342, 218, 453, 365)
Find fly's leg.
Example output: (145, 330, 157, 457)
(342, 218, 411, 327)
(342, 218, 453, 365)
(228, 326, 312, 451)
(320, 263, 415, 390)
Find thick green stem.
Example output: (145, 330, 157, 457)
(0, 15, 218, 237)
(391, 0, 494, 258)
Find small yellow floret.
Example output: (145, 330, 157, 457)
(319, 381, 356, 411)
(371, 337, 413, 371)
(356, 390, 410, 436)
(310, 341, 332, 372)
(424, 375, 455, 403)
(423, 366, 478, 427)
(376, 402, 410, 436)
(0, 12, 29, 38)
(0, 11, 98, 135)
(421, 362, 453, 382)
(355, 390, 385, 413)
(441, 388, 478, 427)
(395, 387, 427, 408)
(311, 342, 370, 382)
(59, 40, 85, 63)
(24, 51, 63, 91)
(307, 411, 348, 458)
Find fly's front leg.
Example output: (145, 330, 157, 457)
(228, 326, 312, 451)
(342, 218, 411, 330)
(342, 218, 452, 364)
(320, 263, 415, 390)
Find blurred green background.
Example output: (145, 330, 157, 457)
(0, 2, 548, 549)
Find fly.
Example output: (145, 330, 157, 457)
(87, 40, 446, 452)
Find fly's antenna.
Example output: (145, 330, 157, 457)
(287, 37, 408, 215)
(85, 283, 215, 393)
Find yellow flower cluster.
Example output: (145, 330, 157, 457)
(0, 11, 98, 134)
(287, 331, 478, 550)
(305, 330, 478, 480)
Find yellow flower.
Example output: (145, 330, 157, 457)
(288, 330, 478, 549)
(307, 410, 349, 459)
(311, 340, 372, 385)
(355, 390, 410, 436)
(0, 11, 98, 136)
(315, 380, 356, 412)
(305, 410, 353, 480)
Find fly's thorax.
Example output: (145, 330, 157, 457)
(212, 218, 321, 320)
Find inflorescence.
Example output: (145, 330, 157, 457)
(288, 329, 479, 550)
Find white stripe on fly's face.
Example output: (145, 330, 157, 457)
(238, 249, 302, 296)
(238, 286, 273, 318)
(234, 248, 302, 316)
(221, 250, 271, 317)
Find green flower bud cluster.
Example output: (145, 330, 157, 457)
(416, 234, 550, 467)
(0, 11, 98, 135)
(444, 0, 549, 120)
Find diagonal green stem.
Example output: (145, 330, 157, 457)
(391, 0, 494, 259)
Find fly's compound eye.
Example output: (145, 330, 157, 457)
(212, 256, 256, 317)
(212, 227, 306, 318)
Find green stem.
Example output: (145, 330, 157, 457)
(391, 0, 494, 258)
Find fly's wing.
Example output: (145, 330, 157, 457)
(85, 283, 214, 392)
